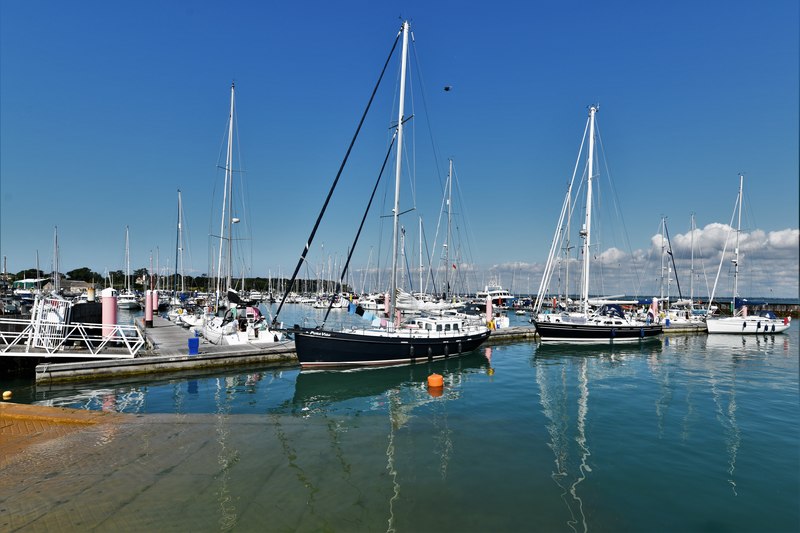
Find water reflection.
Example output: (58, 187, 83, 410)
(31, 364, 296, 414)
(289, 353, 487, 410)
(533, 338, 668, 532)
(285, 353, 489, 532)
(214, 377, 239, 530)
(534, 338, 663, 362)
(535, 355, 591, 533)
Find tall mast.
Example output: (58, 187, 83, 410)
(580, 105, 597, 314)
(445, 158, 453, 298)
(216, 82, 236, 303)
(53, 226, 60, 294)
(732, 174, 743, 311)
(689, 213, 695, 303)
(660, 217, 666, 300)
(125, 225, 131, 293)
(419, 216, 423, 295)
(389, 21, 410, 320)
(174, 189, 183, 295)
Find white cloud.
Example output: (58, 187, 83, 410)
(479, 224, 798, 299)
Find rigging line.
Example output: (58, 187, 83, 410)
(322, 134, 397, 325)
(664, 221, 683, 300)
(410, 37, 446, 197)
(595, 121, 643, 298)
(708, 185, 742, 309)
(402, 230, 415, 293)
(272, 31, 401, 325)
(451, 164, 478, 280)
(421, 222, 438, 296)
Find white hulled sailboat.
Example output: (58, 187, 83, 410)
(705, 175, 790, 334)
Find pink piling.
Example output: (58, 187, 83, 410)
(102, 287, 117, 337)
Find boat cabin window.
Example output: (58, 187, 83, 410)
(436, 324, 443, 332)
(453, 323, 459, 331)
(444, 324, 451, 332)
(425, 323, 433, 331)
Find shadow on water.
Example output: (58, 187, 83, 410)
(20, 351, 492, 415)
(289, 351, 490, 409)
(22, 361, 298, 413)
(532, 337, 663, 361)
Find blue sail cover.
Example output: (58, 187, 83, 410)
(735, 297, 767, 308)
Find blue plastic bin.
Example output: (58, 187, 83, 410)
(188, 337, 200, 355)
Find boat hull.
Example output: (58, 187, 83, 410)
(532, 320, 662, 342)
(293, 327, 491, 368)
(706, 316, 790, 334)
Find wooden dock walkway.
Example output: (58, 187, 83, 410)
(32, 318, 538, 384)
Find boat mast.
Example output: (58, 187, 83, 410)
(419, 216, 423, 296)
(580, 105, 597, 314)
(445, 158, 453, 298)
(389, 20, 410, 320)
(174, 189, 185, 296)
(732, 173, 743, 313)
(125, 225, 131, 293)
(216, 82, 236, 304)
(660, 217, 666, 301)
(53, 226, 60, 294)
(689, 213, 695, 304)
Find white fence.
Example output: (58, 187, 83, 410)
(0, 297, 143, 358)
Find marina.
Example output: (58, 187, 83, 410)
(2, 323, 797, 532)
(28, 314, 536, 384)
(1, 4, 797, 532)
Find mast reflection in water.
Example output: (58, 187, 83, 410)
(9, 323, 798, 532)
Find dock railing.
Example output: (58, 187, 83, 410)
(0, 316, 143, 358)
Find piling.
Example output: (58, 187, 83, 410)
(101, 287, 117, 337)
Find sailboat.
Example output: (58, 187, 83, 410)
(117, 226, 141, 310)
(202, 82, 284, 346)
(276, 21, 490, 367)
(657, 216, 706, 333)
(705, 175, 791, 334)
(531, 106, 661, 342)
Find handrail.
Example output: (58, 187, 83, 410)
(0, 318, 143, 358)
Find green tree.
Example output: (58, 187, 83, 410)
(14, 268, 46, 280)
(66, 267, 101, 282)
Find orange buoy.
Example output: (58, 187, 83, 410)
(427, 373, 443, 388)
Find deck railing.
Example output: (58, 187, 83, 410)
(0, 317, 143, 358)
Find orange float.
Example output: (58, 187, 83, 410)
(427, 373, 443, 388)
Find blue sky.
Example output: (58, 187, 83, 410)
(1, 1, 798, 298)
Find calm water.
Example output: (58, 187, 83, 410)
(6, 312, 800, 532)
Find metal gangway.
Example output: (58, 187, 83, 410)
(0, 296, 144, 358)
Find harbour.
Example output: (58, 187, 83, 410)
(19, 313, 536, 384)
(1, 323, 797, 532)
(1, 4, 797, 532)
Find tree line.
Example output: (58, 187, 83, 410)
(6, 267, 350, 294)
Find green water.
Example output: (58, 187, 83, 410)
(3, 322, 798, 532)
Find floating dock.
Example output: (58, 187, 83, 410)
(30, 317, 537, 384)
(34, 316, 296, 384)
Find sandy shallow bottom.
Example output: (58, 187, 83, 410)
(1, 401, 408, 532)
